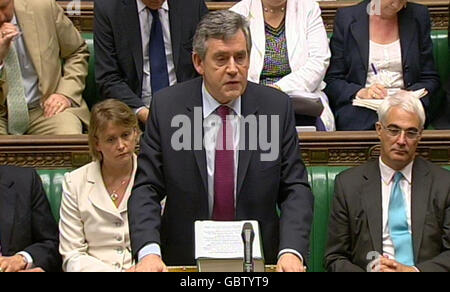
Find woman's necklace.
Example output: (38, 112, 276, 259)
(263, 6, 285, 13)
(262, 0, 287, 13)
(109, 177, 131, 202)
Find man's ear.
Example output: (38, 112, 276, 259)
(192, 52, 204, 76)
(375, 122, 382, 137)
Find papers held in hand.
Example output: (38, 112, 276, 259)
(195, 220, 265, 272)
(289, 92, 324, 117)
(352, 88, 427, 111)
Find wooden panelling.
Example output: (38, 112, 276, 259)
(1, 130, 449, 169)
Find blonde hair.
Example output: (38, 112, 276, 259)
(88, 99, 140, 161)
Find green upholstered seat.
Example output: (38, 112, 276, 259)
(37, 164, 450, 272)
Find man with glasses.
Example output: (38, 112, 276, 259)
(325, 91, 450, 272)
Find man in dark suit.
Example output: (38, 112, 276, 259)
(128, 10, 314, 272)
(325, 92, 450, 272)
(95, 0, 208, 124)
(0, 166, 61, 272)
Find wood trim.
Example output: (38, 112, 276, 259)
(59, 1, 449, 32)
(1, 130, 449, 169)
(167, 265, 277, 272)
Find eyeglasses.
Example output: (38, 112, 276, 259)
(381, 124, 422, 140)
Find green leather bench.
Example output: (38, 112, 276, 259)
(37, 164, 450, 272)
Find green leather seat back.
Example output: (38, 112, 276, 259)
(307, 166, 350, 272)
(37, 165, 450, 271)
(38, 169, 71, 222)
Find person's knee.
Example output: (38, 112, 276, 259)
(33, 111, 83, 135)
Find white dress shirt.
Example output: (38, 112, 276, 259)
(0, 15, 41, 108)
(379, 157, 413, 260)
(135, 0, 177, 114)
(366, 40, 405, 96)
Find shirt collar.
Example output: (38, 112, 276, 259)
(379, 157, 413, 185)
(202, 82, 241, 119)
(136, 0, 169, 14)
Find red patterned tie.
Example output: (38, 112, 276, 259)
(212, 106, 235, 221)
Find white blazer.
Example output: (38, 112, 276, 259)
(231, 0, 335, 131)
(59, 154, 138, 272)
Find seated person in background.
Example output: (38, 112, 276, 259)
(59, 99, 140, 272)
(324, 0, 440, 131)
(231, 0, 334, 131)
(0, 0, 90, 135)
(0, 166, 61, 272)
(325, 92, 450, 272)
(94, 0, 208, 125)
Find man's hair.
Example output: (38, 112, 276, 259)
(88, 99, 140, 161)
(377, 91, 426, 128)
(193, 10, 252, 59)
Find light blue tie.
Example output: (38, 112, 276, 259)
(388, 172, 414, 266)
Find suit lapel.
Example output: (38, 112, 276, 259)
(121, 0, 144, 86)
(362, 160, 383, 253)
(14, 0, 42, 79)
(0, 175, 16, 255)
(350, 7, 369, 72)
(236, 85, 258, 202)
(186, 78, 208, 196)
(87, 161, 123, 220)
(398, 7, 415, 67)
(168, 0, 181, 71)
(410, 157, 431, 263)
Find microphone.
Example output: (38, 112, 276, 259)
(241, 222, 255, 272)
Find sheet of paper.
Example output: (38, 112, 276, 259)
(195, 220, 262, 259)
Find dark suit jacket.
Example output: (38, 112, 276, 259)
(128, 77, 314, 266)
(325, 157, 450, 272)
(0, 166, 61, 272)
(324, 0, 441, 131)
(94, 0, 208, 109)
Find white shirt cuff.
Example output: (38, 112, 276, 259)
(278, 249, 304, 265)
(16, 251, 34, 270)
(138, 243, 162, 262)
(134, 106, 147, 115)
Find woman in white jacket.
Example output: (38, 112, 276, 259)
(59, 99, 140, 272)
(231, 0, 335, 131)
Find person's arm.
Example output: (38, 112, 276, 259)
(23, 169, 61, 272)
(414, 187, 450, 272)
(128, 95, 166, 267)
(277, 93, 314, 268)
(94, 0, 145, 109)
(274, 2, 330, 95)
(323, 9, 365, 109)
(404, 7, 440, 110)
(324, 176, 365, 272)
(51, 0, 89, 107)
(58, 173, 116, 272)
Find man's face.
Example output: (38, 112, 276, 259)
(141, 0, 165, 10)
(376, 106, 422, 170)
(0, 0, 14, 26)
(192, 30, 249, 104)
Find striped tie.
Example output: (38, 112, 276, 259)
(5, 44, 29, 135)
